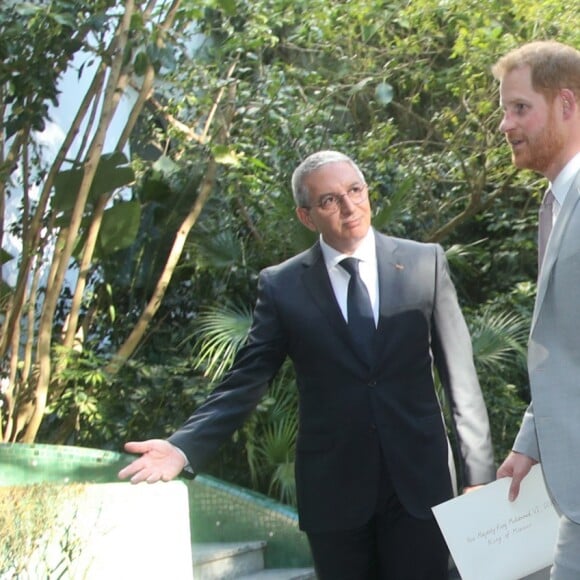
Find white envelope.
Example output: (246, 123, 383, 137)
(432, 464, 559, 580)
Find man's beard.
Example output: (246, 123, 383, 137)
(514, 109, 564, 174)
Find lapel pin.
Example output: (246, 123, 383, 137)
(395, 263, 404, 270)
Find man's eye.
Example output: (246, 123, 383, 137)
(320, 195, 336, 208)
(350, 186, 363, 194)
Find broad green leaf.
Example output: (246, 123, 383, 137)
(0, 248, 14, 265)
(53, 152, 134, 212)
(97, 201, 142, 255)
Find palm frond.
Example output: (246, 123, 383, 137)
(259, 416, 298, 506)
(189, 230, 244, 270)
(444, 239, 487, 278)
(257, 415, 298, 466)
(268, 461, 296, 506)
(264, 366, 298, 420)
(193, 303, 253, 381)
(444, 239, 487, 261)
(470, 309, 528, 373)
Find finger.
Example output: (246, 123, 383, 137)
(118, 456, 150, 480)
(118, 464, 137, 480)
(508, 477, 521, 502)
(129, 467, 153, 484)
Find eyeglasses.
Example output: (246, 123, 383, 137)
(304, 183, 368, 214)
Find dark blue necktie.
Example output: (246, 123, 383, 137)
(339, 257, 375, 363)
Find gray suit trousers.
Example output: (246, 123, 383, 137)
(551, 515, 580, 580)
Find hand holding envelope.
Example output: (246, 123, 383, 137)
(432, 465, 558, 580)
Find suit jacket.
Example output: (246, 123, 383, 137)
(170, 230, 495, 532)
(514, 170, 580, 523)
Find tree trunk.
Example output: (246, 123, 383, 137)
(21, 0, 135, 443)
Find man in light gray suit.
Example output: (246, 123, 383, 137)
(494, 41, 580, 578)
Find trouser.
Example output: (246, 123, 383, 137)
(551, 514, 580, 580)
(306, 459, 449, 580)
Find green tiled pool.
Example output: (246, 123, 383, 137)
(0, 443, 312, 568)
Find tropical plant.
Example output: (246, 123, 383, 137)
(4, 0, 580, 499)
(192, 303, 253, 381)
(0, 0, 238, 444)
(244, 366, 298, 506)
(186, 300, 296, 503)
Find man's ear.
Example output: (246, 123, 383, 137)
(296, 207, 317, 232)
(561, 88, 576, 119)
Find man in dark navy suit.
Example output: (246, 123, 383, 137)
(120, 150, 495, 579)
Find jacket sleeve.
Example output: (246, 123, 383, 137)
(168, 269, 288, 472)
(430, 244, 496, 487)
(512, 402, 540, 461)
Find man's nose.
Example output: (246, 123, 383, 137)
(339, 193, 357, 213)
(499, 112, 513, 134)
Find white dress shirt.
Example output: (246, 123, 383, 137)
(319, 229, 379, 327)
(549, 151, 580, 224)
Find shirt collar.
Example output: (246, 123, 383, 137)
(319, 228, 376, 269)
(550, 152, 580, 207)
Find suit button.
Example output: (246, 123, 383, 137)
(368, 380, 377, 387)
(370, 423, 377, 431)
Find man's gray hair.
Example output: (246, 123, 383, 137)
(291, 150, 365, 207)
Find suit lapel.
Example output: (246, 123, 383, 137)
(300, 243, 352, 347)
(300, 233, 405, 369)
(372, 233, 409, 371)
(533, 172, 580, 329)
(375, 233, 402, 333)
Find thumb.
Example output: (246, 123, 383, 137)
(124, 441, 151, 454)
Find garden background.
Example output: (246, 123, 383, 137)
(1, 0, 574, 506)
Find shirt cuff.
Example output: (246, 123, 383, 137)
(172, 444, 194, 474)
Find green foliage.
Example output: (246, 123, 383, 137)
(469, 298, 533, 460)
(53, 152, 140, 257)
(53, 153, 135, 213)
(471, 311, 528, 373)
(10, 0, 580, 496)
(189, 302, 298, 503)
(95, 201, 142, 256)
(42, 349, 208, 447)
(241, 365, 298, 505)
(0, 0, 114, 138)
(192, 303, 253, 381)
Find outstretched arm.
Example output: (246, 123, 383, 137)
(497, 451, 538, 501)
(118, 439, 187, 484)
